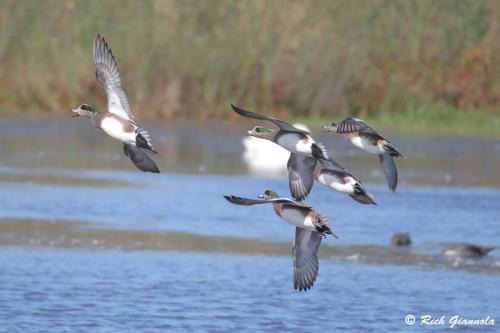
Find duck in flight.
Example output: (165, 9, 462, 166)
(72, 34, 159, 173)
(224, 189, 336, 291)
(287, 153, 376, 204)
(323, 117, 404, 192)
(231, 104, 329, 160)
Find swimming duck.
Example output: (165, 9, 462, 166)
(287, 153, 376, 204)
(231, 104, 329, 160)
(224, 189, 336, 291)
(390, 233, 412, 246)
(442, 244, 495, 258)
(323, 117, 404, 192)
(72, 33, 159, 173)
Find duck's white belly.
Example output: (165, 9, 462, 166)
(101, 118, 136, 144)
(316, 173, 356, 194)
(280, 208, 316, 231)
(277, 134, 314, 156)
(350, 136, 384, 154)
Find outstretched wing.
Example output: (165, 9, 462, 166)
(231, 104, 309, 135)
(337, 117, 378, 135)
(293, 227, 322, 291)
(318, 157, 347, 172)
(123, 144, 159, 173)
(223, 195, 271, 206)
(379, 153, 398, 192)
(93, 33, 136, 124)
(224, 195, 310, 208)
(287, 153, 317, 201)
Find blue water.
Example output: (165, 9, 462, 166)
(0, 115, 499, 332)
(0, 249, 498, 333)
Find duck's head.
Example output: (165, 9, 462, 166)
(258, 189, 279, 200)
(72, 104, 98, 118)
(248, 126, 274, 139)
(322, 122, 338, 132)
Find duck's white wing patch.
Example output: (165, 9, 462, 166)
(93, 34, 136, 124)
(293, 227, 322, 291)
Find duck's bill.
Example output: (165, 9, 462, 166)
(322, 125, 336, 132)
(257, 194, 264, 199)
(71, 109, 79, 117)
(246, 130, 253, 136)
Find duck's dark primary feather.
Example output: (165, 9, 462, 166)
(287, 153, 317, 201)
(293, 228, 322, 291)
(379, 153, 398, 192)
(123, 144, 159, 173)
(231, 104, 310, 135)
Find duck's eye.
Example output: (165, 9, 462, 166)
(81, 105, 89, 111)
(264, 190, 270, 195)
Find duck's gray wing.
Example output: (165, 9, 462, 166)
(318, 157, 350, 174)
(337, 117, 378, 135)
(287, 153, 317, 201)
(293, 227, 322, 291)
(123, 144, 159, 173)
(94, 33, 136, 124)
(379, 153, 398, 192)
(231, 104, 309, 135)
(224, 195, 271, 206)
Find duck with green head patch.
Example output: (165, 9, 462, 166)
(231, 104, 329, 160)
(323, 117, 404, 192)
(72, 33, 159, 173)
(224, 189, 337, 291)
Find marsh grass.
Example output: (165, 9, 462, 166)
(298, 105, 500, 138)
(0, 0, 499, 136)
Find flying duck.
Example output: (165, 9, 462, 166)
(72, 33, 159, 173)
(224, 189, 336, 291)
(231, 104, 329, 160)
(442, 244, 495, 258)
(287, 153, 376, 204)
(323, 117, 404, 192)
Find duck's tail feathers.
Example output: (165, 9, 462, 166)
(383, 142, 404, 158)
(136, 129, 158, 154)
(379, 153, 398, 192)
(349, 193, 377, 205)
(316, 214, 337, 238)
(311, 142, 329, 160)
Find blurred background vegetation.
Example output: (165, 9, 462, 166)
(0, 0, 499, 135)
